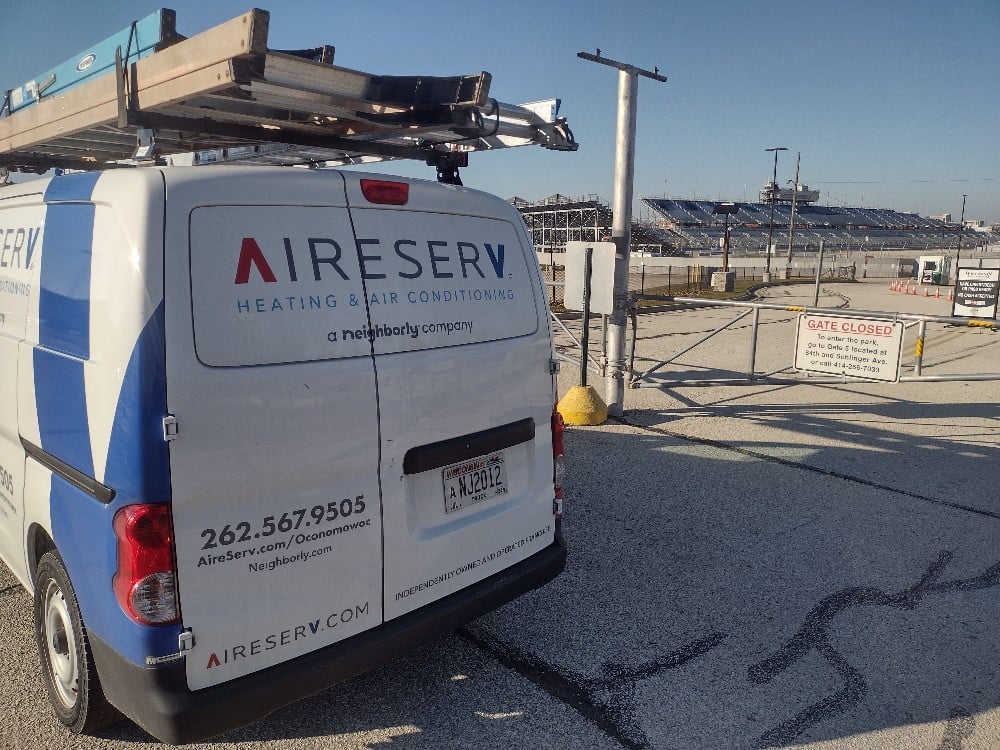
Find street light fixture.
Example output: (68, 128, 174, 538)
(764, 146, 788, 282)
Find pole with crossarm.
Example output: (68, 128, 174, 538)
(577, 51, 666, 417)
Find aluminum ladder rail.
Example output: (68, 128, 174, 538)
(0, 8, 576, 174)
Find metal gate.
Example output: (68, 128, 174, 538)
(629, 298, 999, 388)
(552, 297, 999, 391)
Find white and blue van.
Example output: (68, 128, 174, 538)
(0, 166, 566, 742)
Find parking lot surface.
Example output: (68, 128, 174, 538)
(2, 279, 998, 749)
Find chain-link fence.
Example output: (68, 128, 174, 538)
(539, 263, 833, 307)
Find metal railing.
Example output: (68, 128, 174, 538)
(629, 298, 999, 388)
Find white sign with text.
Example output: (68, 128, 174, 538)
(563, 241, 616, 315)
(794, 314, 904, 382)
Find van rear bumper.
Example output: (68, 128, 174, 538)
(89, 529, 566, 744)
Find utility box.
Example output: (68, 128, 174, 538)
(564, 241, 616, 314)
(711, 271, 735, 292)
(918, 255, 950, 284)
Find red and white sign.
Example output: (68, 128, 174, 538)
(794, 314, 904, 382)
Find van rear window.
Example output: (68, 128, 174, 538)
(189, 206, 539, 366)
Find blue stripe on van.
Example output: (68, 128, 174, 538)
(34, 173, 101, 477)
(104, 302, 171, 503)
(33, 348, 95, 477)
(39, 172, 100, 358)
(41, 170, 101, 202)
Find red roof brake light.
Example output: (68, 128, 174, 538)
(360, 179, 409, 205)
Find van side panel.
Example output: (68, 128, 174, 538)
(47, 303, 178, 665)
(34, 175, 99, 473)
(0, 190, 42, 586)
(17, 172, 180, 666)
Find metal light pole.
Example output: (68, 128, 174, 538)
(712, 202, 739, 272)
(578, 50, 666, 417)
(956, 193, 967, 265)
(786, 151, 801, 263)
(764, 146, 787, 282)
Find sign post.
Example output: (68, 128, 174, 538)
(579, 248, 593, 387)
(558, 242, 615, 425)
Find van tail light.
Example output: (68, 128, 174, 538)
(551, 407, 565, 518)
(360, 179, 409, 205)
(113, 504, 179, 625)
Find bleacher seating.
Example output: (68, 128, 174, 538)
(512, 195, 995, 257)
(641, 198, 986, 254)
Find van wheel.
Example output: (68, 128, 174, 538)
(34, 551, 120, 733)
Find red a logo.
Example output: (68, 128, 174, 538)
(234, 238, 277, 284)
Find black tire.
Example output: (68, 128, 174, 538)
(33, 550, 120, 734)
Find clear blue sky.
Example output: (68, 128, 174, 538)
(3, 0, 998, 222)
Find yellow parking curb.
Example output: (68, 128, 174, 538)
(557, 385, 608, 426)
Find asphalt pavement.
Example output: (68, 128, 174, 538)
(2, 279, 998, 749)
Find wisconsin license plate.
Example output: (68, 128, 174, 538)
(442, 452, 508, 514)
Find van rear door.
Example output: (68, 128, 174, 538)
(343, 177, 558, 621)
(163, 170, 383, 690)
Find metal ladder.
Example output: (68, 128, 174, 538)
(0, 8, 576, 181)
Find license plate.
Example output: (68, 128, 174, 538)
(442, 452, 508, 514)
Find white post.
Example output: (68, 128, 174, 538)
(605, 69, 639, 416)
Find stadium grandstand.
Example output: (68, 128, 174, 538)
(512, 183, 998, 257)
(511, 194, 683, 257)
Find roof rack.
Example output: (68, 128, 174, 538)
(0, 8, 577, 180)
